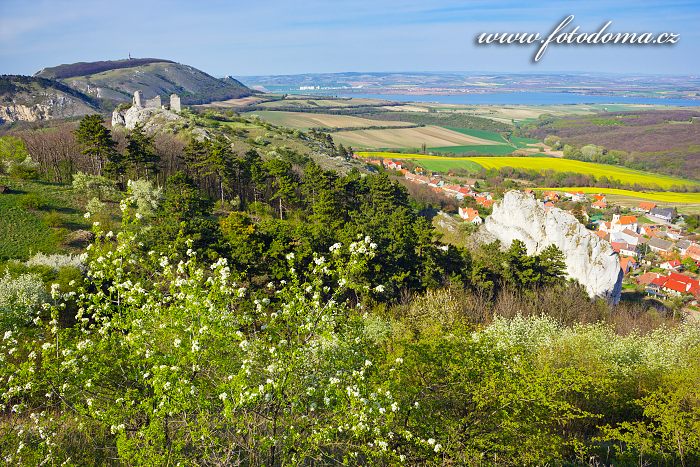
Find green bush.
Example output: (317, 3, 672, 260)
(8, 156, 40, 180)
(19, 193, 49, 210)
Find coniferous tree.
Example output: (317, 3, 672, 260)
(74, 115, 120, 177)
(125, 124, 159, 180)
(264, 158, 299, 219)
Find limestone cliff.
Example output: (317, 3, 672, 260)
(479, 190, 622, 304)
(0, 75, 98, 124)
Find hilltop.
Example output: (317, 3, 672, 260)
(0, 75, 99, 124)
(37, 58, 252, 106)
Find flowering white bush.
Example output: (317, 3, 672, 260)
(126, 179, 162, 218)
(0, 272, 49, 324)
(25, 252, 87, 272)
(0, 212, 406, 465)
(71, 171, 118, 201)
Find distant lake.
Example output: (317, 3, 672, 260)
(286, 90, 700, 107)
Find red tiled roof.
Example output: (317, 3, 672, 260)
(620, 257, 637, 274)
(651, 277, 668, 287)
(685, 244, 700, 260)
(617, 215, 637, 225)
(637, 272, 661, 285)
(461, 207, 481, 222)
(663, 279, 692, 294)
(668, 272, 699, 287)
(638, 201, 656, 211)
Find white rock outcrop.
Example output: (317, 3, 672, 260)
(479, 190, 622, 304)
(112, 105, 183, 132)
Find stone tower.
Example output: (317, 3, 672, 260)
(133, 90, 143, 108)
(144, 95, 161, 109)
(170, 94, 181, 112)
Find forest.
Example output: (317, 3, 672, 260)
(0, 114, 699, 465)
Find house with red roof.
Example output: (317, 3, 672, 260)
(459, 207, 483, 225)
(684, 244, 700, 262)
(591, 199, 607, 209)
(475, 196, 494, 208)
(611, 242, 638, 257)
(660, 260, 682, 271)
(610, 214, 638, 233)
(649, 272, 700, 298)
(634, 201, 657, 213)
(542, 191, 560, 202)
(637, 272, 663, 286)
(619, 257, 637, 275)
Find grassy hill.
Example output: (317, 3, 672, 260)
(36, 58, 253, 106)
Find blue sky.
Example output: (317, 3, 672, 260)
(1, 0, 698, 76)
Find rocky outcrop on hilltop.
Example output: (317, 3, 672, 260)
(112, 105, 182, 131)
(478, 190, 622, 304)
(111, 105, 210, 140)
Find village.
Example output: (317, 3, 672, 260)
(360, 155, 700, 310)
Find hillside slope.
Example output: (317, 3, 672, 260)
(0, 75, 99, 124)
(37, 59, 252, 105)
(524, 110, 700, 179)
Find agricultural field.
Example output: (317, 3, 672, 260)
(356, 152, 700, 190)
(332, 126, 502, 149)
(534, 187, 700, 213)
(249, 111, 414, 130)
(257, 96, 391, 109)
(381, 102, 666, 123)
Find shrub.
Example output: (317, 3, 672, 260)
(0, 271, 49, 324)
(85, 196, 105, 216)
(44, 210, 63, 228)
(25, 252, 87, 272)
(72, 171, 118, 201)
(7, 156, 40, 179)
(126, 179, 162, 218)
(19, 192, 48, 210)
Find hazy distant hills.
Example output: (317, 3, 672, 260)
(36, 58, 252, 106)
(239, 71, 700, 100)
(0, 75, 100, 124)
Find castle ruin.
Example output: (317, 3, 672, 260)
(132, 90, 180, 112)
(170, 94, 181, 112)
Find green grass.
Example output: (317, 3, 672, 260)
(444, 127, 509, 143)
(0, 176, 91, 260)
(406, 159, 483, 172)
(431, 130, 540, 155)
(356, 152, 700, 190)
(510, 136, 540, 148)
(428, 145, 517, 155)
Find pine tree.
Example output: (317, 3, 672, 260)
(264, 159, 299, 219)
(74, 115, 120, 177)
(125, 124, 159, 179)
